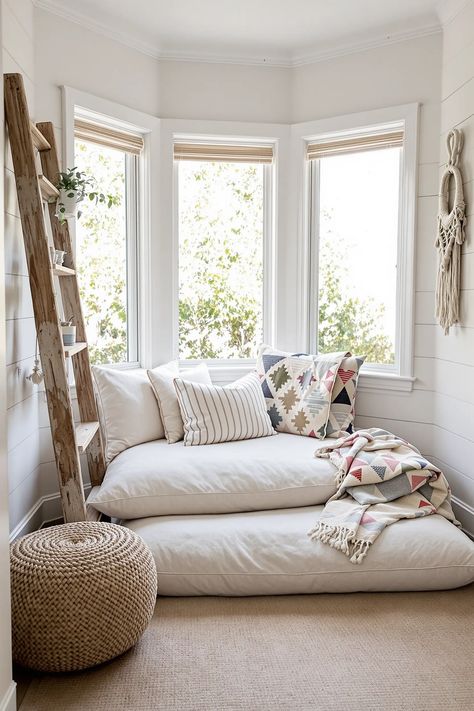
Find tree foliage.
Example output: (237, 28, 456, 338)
(178, 161, 263, 359)
(75, 140, 128, 365)
(76, 148, 394, 366)
(318, 234, 394, 363)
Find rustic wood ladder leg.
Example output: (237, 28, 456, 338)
(4, 73, 106, 522)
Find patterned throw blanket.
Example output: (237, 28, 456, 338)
(308, 428, 458, 564)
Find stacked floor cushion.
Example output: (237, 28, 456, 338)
(88, 433, 338, 519)
(89, 430, 474, 596)
(125, 506, 474, 596)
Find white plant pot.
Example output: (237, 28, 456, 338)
(56, 189, 79, 219)
(61, 325, 76, 346)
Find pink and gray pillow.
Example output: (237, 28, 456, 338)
(256, 346, 365, 439)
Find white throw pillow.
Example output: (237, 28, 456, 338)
(174, 371, 275, 446)
(148, 363, 212, 443)
(92, 362, 177, 463)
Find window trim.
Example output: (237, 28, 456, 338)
(172, 133, 277, 363)
(62, 87, 160, 369)
(308, 136, 402, 372)
(291, 103, 419, 392)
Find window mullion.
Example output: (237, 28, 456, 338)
(262, 163, 275, 346)
(125, 153, 139, 364)
(309, 160, 321, 353)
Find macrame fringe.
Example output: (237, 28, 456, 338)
(308, 522, 352, 556)
(308, 523, 371, 564)
(435, 212, 465, 334)
(436, 129, 467, 335)
(349, 538, 371, 565)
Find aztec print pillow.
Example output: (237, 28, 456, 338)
(256, 346, 345, 439)
(257, 346, 365, 439)
(324, 353, 365, 437)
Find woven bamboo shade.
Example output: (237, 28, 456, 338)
(174, 142, 273, 163)
(307, 131, 403, 160)
(74, 118, 144, 155)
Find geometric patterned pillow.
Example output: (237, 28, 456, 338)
(325, 354, 366, 437)
(256, 347, 346, 439)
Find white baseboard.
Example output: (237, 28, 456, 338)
(9, 485, 92, 541)
(0, 682, 16, 711)
(452, 496, 474, 539)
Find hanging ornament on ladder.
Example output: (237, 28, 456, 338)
(27, 337, 44, 385)
(435, 128, 467, 334)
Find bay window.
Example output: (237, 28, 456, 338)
(174, 140, 274, 361)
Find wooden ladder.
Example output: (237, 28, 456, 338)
(4, 73, 106, 522)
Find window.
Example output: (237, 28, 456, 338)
(175, 140, 274, 361)
(308, 128, 403, 369)
(74, 117, 143, 365)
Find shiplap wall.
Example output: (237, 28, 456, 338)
(3, 0, 45, 536)
(428, 0, 474, 532)
(291, 34, 446, 481)
(9, 6, 470, 534)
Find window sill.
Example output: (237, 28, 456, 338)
(189, 361, 255, 386)
(189, 360, 416, 393)
(357, 371, 415, 393)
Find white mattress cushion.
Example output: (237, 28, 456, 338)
(125, 506, 474, 596)
(89, 434, 337, 518)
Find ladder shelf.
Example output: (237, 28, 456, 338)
(4, 72, 106, 523)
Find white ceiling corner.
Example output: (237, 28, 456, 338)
(435, 0, 473, 25)
(33, 0, 447, 68)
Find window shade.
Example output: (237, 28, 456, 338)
(74, 118, 144, 155)
(173, 143, 273, 164)
(307, 131, 404, 160)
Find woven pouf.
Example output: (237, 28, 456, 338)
(10, 522, 157, 672)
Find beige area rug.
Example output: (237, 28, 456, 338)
(20, 587, 474, 711)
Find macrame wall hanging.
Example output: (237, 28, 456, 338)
(435, 128, 467, 334)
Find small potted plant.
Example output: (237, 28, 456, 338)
(55, 168, 118, 221)
(61, 316, 76, 346)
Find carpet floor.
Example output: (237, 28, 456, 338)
(20, 586, 474, 711)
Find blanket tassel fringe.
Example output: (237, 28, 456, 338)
(308, 522, 371, 564)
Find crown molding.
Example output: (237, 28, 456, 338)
(33, 0, 162, 60)
(34, 0, 442, 69)
(291, 24, 441, 67)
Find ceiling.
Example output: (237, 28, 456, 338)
(35, 0, 457, 66)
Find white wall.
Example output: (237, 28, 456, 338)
(1, 3, 16, 708)
(3, 0, 47, 540)
(429, 0, 474, 531)
(7, 6, 466, 534)
(291, 34, 445, 478)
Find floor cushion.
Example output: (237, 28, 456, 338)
(89, 434, 337, 519)
(10, 522, 157, 671)
(125, 505, 474, 596)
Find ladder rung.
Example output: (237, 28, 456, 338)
(64, 341, 87, 357)
(30, 121, 51, 151)
(52, 264, 75, 276)
(76, 422, 100, 453)
(38, 174, 59, 202)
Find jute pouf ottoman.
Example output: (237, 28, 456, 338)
(10, 522, 157, 672)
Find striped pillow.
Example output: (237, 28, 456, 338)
(174, 371, 275, 446)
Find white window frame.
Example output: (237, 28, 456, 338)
(62, 87, 160, 370)
(174, 136, 274, 366)
(291, 103, 419, 392)
(159, 119, 288, 377)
